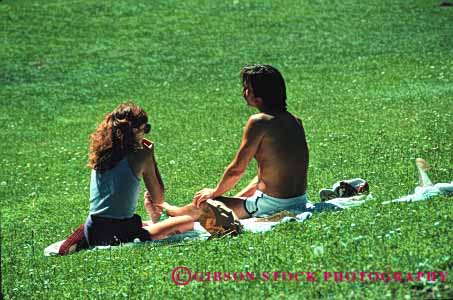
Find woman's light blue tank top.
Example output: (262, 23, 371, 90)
(89, 158, 140, 219)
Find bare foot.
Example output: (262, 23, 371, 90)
(416, 158, 430, 171)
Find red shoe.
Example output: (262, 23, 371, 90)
(58, 224, 86, 255)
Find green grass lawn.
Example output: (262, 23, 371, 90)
(1, 0, 452, 299)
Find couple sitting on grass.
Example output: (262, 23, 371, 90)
(64, 64, 310, 252)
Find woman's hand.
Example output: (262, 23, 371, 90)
(193, 188, 216, 208)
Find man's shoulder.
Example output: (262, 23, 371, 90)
(242, 114, 272, 135)
(248, 113, 275, 123)
(244, 114, 274, 132)
(249, 112, 304, 124)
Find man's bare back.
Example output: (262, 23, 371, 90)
(158, 64, 310, 220)
(254, 111, 309, 199)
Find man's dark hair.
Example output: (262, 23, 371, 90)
(240, 64, 287, 112)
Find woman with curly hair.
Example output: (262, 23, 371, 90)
(81, 102, 194, 247)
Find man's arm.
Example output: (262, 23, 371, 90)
(193, 115, 266, 207)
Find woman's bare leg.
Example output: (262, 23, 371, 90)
(163, 202, 204, 219)
(145, 191, 203, 220)
(144, 216, 194, 240)
(164, 197, 249, 220)
(155, 176, 258, 221)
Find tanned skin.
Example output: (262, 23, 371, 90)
(146, 81, 309, 220)
(127, 128, 193, 239)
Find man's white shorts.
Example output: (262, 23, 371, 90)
(244, 190, 308, 217)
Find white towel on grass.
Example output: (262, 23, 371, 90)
(44, 222, 211, 256)
(382, 159, 453, 204)
(240, 212, 313, 233)
(45, 196, 372, 256)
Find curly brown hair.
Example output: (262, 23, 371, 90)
(88, 102, 148, 173)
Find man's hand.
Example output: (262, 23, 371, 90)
(193, 188, 216, 208)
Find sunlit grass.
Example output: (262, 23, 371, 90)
(1, 0, 452, 299)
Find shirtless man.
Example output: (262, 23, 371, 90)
(148, 64, 309, 219)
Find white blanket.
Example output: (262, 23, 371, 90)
(239, 212, 312, 233)
(382, 159, 453, 204)
(44, 195, 372, 256)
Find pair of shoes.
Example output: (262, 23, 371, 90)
(58, 224, 86, 255)
(319, 189, 336, 201)
(319, 178, 370, 201)
(198, 200, 242, 237)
